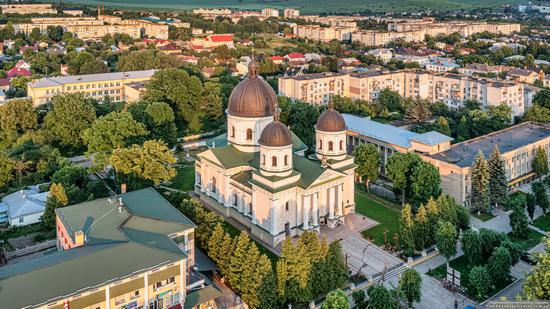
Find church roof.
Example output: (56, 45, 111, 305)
(205, 132, 308, 153)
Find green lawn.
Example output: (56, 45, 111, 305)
(508, 230, 545, 251)
(472, 212, 495, 222)
(169, 165, 195, 192)
(355, 191, 401, 246)
(427, 255, 513, 301)
(533, 213, 550, 233)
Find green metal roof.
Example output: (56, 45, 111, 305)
(184, 286, 223, 309)
(0, 187, 194, 309)
(293, 155, 328, 189)
(206, 131, 308, 153)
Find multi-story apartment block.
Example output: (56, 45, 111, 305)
(458, 63, 505, 76)
(293, 24, 356, 42)
(278, 72, 350, 105)
(262, 8, 279, 18)
(351, 30, 425, 47)
(0, 188, 221, 309)
(388, 17, 520, 37)
(67, 24, 143, 39)
(63, 9, 84, 16)
(284, 8, 300, 18)
(13, 18, 104, 35)
(349, 71, 405, 102)
(424, 122, 550, 205)
(0, 4, 57, 15)
(27, 70, 156, 105)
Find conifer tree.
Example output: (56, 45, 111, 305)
(276, 238, 312, 304)
(325, 241, 348, 292)
(526, 193, 536, 221)
(435, 221, 457, 263)
(435, 116, 451, 136)
(41, 183, 68, 229)
(425, 197, 439, 242)
(227, 231, 252, 291)
(436, 194, 458, 227)
(218, 231, 234, 277)
(462, 229, 482, 265)
(414, 204, 430, 250)
(488, 146, 508, 207)
(510, 204, 529, 239)
(471, 151, 490, 213)
(533, 182, 549, 214)
(533, 147, 549, 178)
(207, 224, 225, 265)
(456, 115, 470, 142)
(487, 246, 512, 283)
(240, 244, 262, 307)
(399, 204, 415, 256)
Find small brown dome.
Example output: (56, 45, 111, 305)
(316, 106, 346, 132)
(227, 60, 277, 118)
(259, 120, 292, 147)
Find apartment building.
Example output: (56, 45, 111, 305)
(0, 4, 57, 14)
(63, 9, 84, 16)
(262, 8, 279, 18)
(424, 122, 550, 204)
(458, 63, 504, 76)
(27, 70, 156, 105)
(300, 15, 359, 28)
(278, 72, 349, 105)
(13, 18, 104, 35)
(0, 188, 221, 309)
(293, 24, 356, 42)
(65, 24, 139, 39)
(284, 8, 300, 18)
(388, 17, 521, 37)
(352, 30, 425, 47)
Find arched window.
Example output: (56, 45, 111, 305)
(340, 140, 344, 151)
(246, 129, 252, 140)
(328, 141, 333, 151)
(262, 154, 265, 165)
(272, 156, 278, 167)
(233, 193, 238, 206)
(319, 140, 323, 150)
(211, 177, 217, 194)
(231, 126, 235, 138)
(284, 155, 289, 166)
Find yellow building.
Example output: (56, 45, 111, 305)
(0, 4, 57, 14)
(27, 70, 156, 105)
(0, 188, 222, 309)
(278, 72, 350, 105)
(293, 25, 356, 42)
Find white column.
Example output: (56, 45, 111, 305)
(105, 284, 110, 309)
(312, 193, 318, 226)
(179, 260, 185, 304)
(337, 184, 343, 217)
(296, 194, 302, 227)
(252, 191, 257, 224)
(328, 187, 335, 219)
(271, 200, 278, 235)
(303, 195, 310, 230)
(144, 272, 149, 307)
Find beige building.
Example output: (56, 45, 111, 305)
(196, 61, 356, 248)
(13, 18, 104, 35)
(425, 122, 550, 205)
(279, 72, 350, 105)
(294, 24, 356, 42)
(262, 8, 279, 18)
(0, 4, 57, 14)
(0, 188, 221, 309)
(63, 9, 84, 16)
(284, 8, 300, 18)
(66, 24, 140, 39)
(388, 17, 520, 37)
(27, 70, 156, 105)
(352, 30, 425, 46)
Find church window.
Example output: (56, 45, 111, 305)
(246, 129, 252, 140)
(262, 154, 265, 165)
(231, 126, 235, 138)
(211, 177, 216, 194)
(285, 202, 289, 211)
(319, 140, 323, 150)
(248, 203, 253, 215)
(272, 156, 278, 167)
(233, 193, 238, 206)
(328, 141, 333, 151)
(340, 140, 344, 151)
(284, 155, 289, 166)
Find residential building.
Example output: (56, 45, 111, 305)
(191, 34, 234, 49)
(293, 24, 356, 42)
(284, 8, 300, 18)
(27, 70, 156, 105)
(352, 30, 425, 47)
(262, 8, 279, 18)
(458, 63, 504, 76)
(0, 187, 49, 226)
(0, 187, 221, 309)
(196, 61, 355, 248)
(424, 122, 550, 204)
(425, 58, 460, 73)
(367, 48, 393, 63)
(0, 4, 57, 15)
(506, 68, 544, 84)
(388, 18, 520, 37)
(279, 72, 350, 105)
(63, 9, 84, 16)
(344, 114, 452, 173)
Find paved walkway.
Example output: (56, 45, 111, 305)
(470, 208, 511, 233)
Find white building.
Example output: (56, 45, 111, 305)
(0, 187, 49, 226)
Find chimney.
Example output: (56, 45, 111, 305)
(74, 231, 85, 247)
(120, 183, 127, 194)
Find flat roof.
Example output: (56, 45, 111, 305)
(28, 70, 156, 88)
(280, 72, 348, 81)
(430, 122, 550, 168)
(343, 114, 452, 149)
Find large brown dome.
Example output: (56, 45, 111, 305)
(316, 106, 346, 132)
(227, 60, 277, 118)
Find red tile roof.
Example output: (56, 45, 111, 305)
(271, 56, 284, 61)
(7, 67, 31, 78)
(208, 34, 233, 42)
(286, 53, 305, 59)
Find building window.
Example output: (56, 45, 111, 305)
(272, 156, 277, 167)
(285, 202, 289, 211)
(231, 126, 235, 138)
(211, 177, 217, 194)
(18, 217, 23, 223)
(233, 193, 238, 206)
(319, 140, 323, 150)
(246, 129, 252, 140)
(169, 277, 175, 284)
(262, 154, 265, 165)
(340, 140, 344, 151)
(328, 141, 333, 151)
(284, 155, 289, 166)
(248, 203, 253, 215)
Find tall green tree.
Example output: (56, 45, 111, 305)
(399, 268, 422, 308)
(325, 240, 348, 292)
(488, 146, 508, 207)
(523, 238, 550, 300)
(526, 193, 537, 221)
(367, 285, 395, 309)
(435, 221, 457, 263)
(410, 160, 441, 206)
(322, 289, 349, 309)
(510, 204, 529, 239)
(386, 152, 421, 205)
(435, 116, 451, 136)
(44, 94, 96, 149)
(0, 153, 14, 188)
(487, 246, 512, 283)
(456, 115, 470, 142)
(413, 204, 430, 250)
(41, 183, 68, 229)
(533, 147, 549, 178)
(353, 143, 379, 190)
(533, 182, 549, 214)
(462, 229, 482, 265)
(399, 204, 415, 256)
(405, 98, 432, 123)
(227, 231, 252, 292)
(471, 151, 490, 213)
(468, 266, 492, 301)
(0, 98, 37, 140)
(207, 224, 225, 265)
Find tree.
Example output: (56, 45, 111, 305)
(12, 159, 31, 185)
(400, 204, 415, 256)
(409, 160, 441, 206)
(0, 153, 14, 188)
(471, 151, 490, 213)
(462, 229, 482, 265)
(533, 88, 550, 109)
(510, 203, 529, 239)
(82, 111, 148, 168)
(435, 221, 457, 262)
(325, 240, 348, 292)
(487, 246, 512, 283)
(144, 102, 178, 147)
(227, 231, 252, 292)
(0, 98, 37, 139)
(44, 94, 96, 149)
(533, 147, 549, 178)
(351, 290, 367, 309)
(526, 193, 537, 221)
(488, 146, 508, 207)
(322, 289, 349, 309)
(258, 267, 278, 309)
(367, 285, 395, 309)
(468, 266, 492, 301)
(109, 140, 176, 185)
(524, 105, 550, 123)
(435, 116, 451, 136)
(218, 232, 234, 277)
(41, 183, 68, 229)
(386, 152, 421, 205)
(67, 51, 108, 75)
(405, 98, 431, 123)
(376, 88, 404, 113)
(456, 115, 470, 142)
(353, 144, 379, 190)
(413, 204, 430, 250)
(117, 49, 183, 71)
(399, 268, 422, 308)
(533, 182, 549, 214)
(207, 224, 225, 265)
(479, 228, 507, 260)
(425, 198, 439, 241)
(523, 238, 550, 300)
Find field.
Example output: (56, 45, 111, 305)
(49, 0, 522, 14)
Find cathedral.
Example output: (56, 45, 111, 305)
(194, 60, 356, 247)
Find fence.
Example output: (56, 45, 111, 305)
(6, 239, 56, 260)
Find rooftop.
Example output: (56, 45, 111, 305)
(280, 71, 348, 81)
(430, 122, 550, 168)
(343, 114, 452, 149)
(28, 70, 156, 88)
(0, 188, 195, 308)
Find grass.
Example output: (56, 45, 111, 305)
(169, 165, 195, 192)
(471, 212, 495, 222)
(533, 213, 550, 232)
(355, 190, 401, 246)
(427, 255, 513, 301)
(508, 230, 545, 251)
